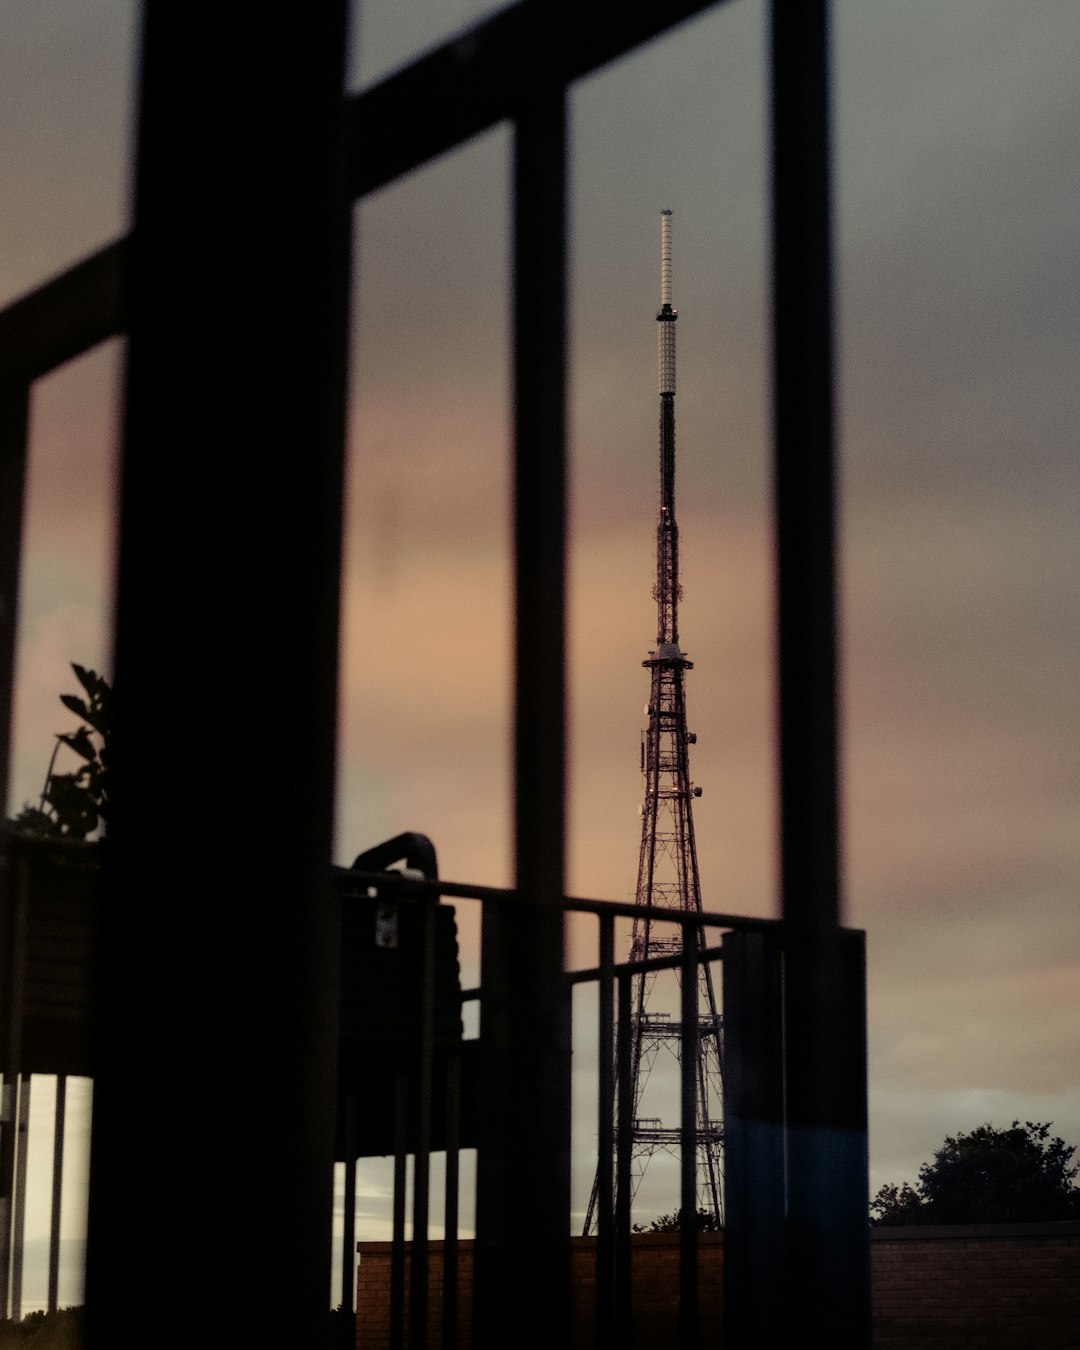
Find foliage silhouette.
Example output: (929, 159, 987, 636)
(0, 1307, 84, 1350)
(11, 665, 112, 841)
(632, 1206, 720, 1233)
(871, 1121, 1080, 1225)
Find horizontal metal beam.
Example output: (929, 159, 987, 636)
(346, 0, 728, 198)
(0, 240, 128, 383)
(566, 943, 726, 987)
(0, 0, 728, 381)
(341, 866, 784, 933)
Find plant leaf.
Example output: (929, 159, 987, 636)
(58, 727, 96, 762)
(71, 663, 95, 694)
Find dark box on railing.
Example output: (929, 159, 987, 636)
(335, 878, 474, 1156)
(0, 834, 99, 1078)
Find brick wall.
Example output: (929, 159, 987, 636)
(356, 1222, 1080, 1348)
(870, 1222, 1080, 1349)
(356, 1241, 474, 1350)
(569, 1233, 723, 1350)
(356, 1234, 719, 1350)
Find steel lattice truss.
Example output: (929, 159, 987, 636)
(585, 212, 723, 1234)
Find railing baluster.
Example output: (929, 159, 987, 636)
(596, 915, 615, 1346)
(340, 1096, 357, 1348)
(390, 1072, 409, 1350)
(409, 897, 436, 1350)
(0, 385, 29, 824)
(442, 1050, 461, 1350)
(615, 970, 633, 1350)
(679, 921, 699, 1350)
(10, 1074, 29, 1321)
(48, 1075, 66, 1313)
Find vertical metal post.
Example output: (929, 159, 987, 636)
(615, 971, 633, 1350)
(0, 385, 28, 821)
(391, 1072, 409, 1350)
(10, 1075, 29, 1322)
(722, 929, 786, 1347)
(442, 1052, 461, 1350)
(475, 25, 570, 1350)
(770, 2, 870, 1345)
(252, 8, 352, 1340)
(341, 1155, 356, 1340)
(770, 0, 840, 931)
(0, 1080, 9, 1321)
(84, 7, 352, 1348)
(596, 915, 615, 1343)
(340, 1082, 357, 1348)
(0, 851, 28, 1321)
(408, 897, 436, 1350)
(679, 928, 699, 1350)
(48, 1075, 67, 1314)
(0, 1077, 9, 1322)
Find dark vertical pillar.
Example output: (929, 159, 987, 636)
(85, 6, 352, 1347)
(391, 1074, 408, 1350)
(443, 1052, 461, 1350)
(408, 896, 436, 1348)
(0, 386, 27, 1324)
(341, 1151, 357, 1339)
(48, 1075, 66, 1313)
(9, 1075, 28, 1321)
(0, 855, 26, 1322)
(679, 932, 699, 1350)
(615, 972, 633, 1348)
(0, 385, 28, 822)
(722, 929, 786, 1347)
(771, 0, 840, 932)
(595, 915, 615, 1341)
(769, 2, 870, 1345)
(255, 4, 352, 1343)
(474, 47, 571, 1350)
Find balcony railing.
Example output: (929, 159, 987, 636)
(338, 834, 866, 1349)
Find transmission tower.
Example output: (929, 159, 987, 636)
(585, 210, 723, 1234)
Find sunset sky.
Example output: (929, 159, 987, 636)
(4, 0, 1078, 1296)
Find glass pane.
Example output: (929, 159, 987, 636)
(836, 1, 1080, 1194)
(339, 132, 510, 1251)
(348, 0, 515, 91)
(568, 4, 771, 1230)
(6, 340, 122, 1318)
(0, 1, 137, 307)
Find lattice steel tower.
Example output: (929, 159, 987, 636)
(585, 211, 724, 1233)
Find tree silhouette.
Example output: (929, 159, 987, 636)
(11, 664, 112, 841)
(632, 1207, 720, 1233)
(871, 1121, 1080, 1225)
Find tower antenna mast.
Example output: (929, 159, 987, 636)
(585, 211, 724, 1233)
